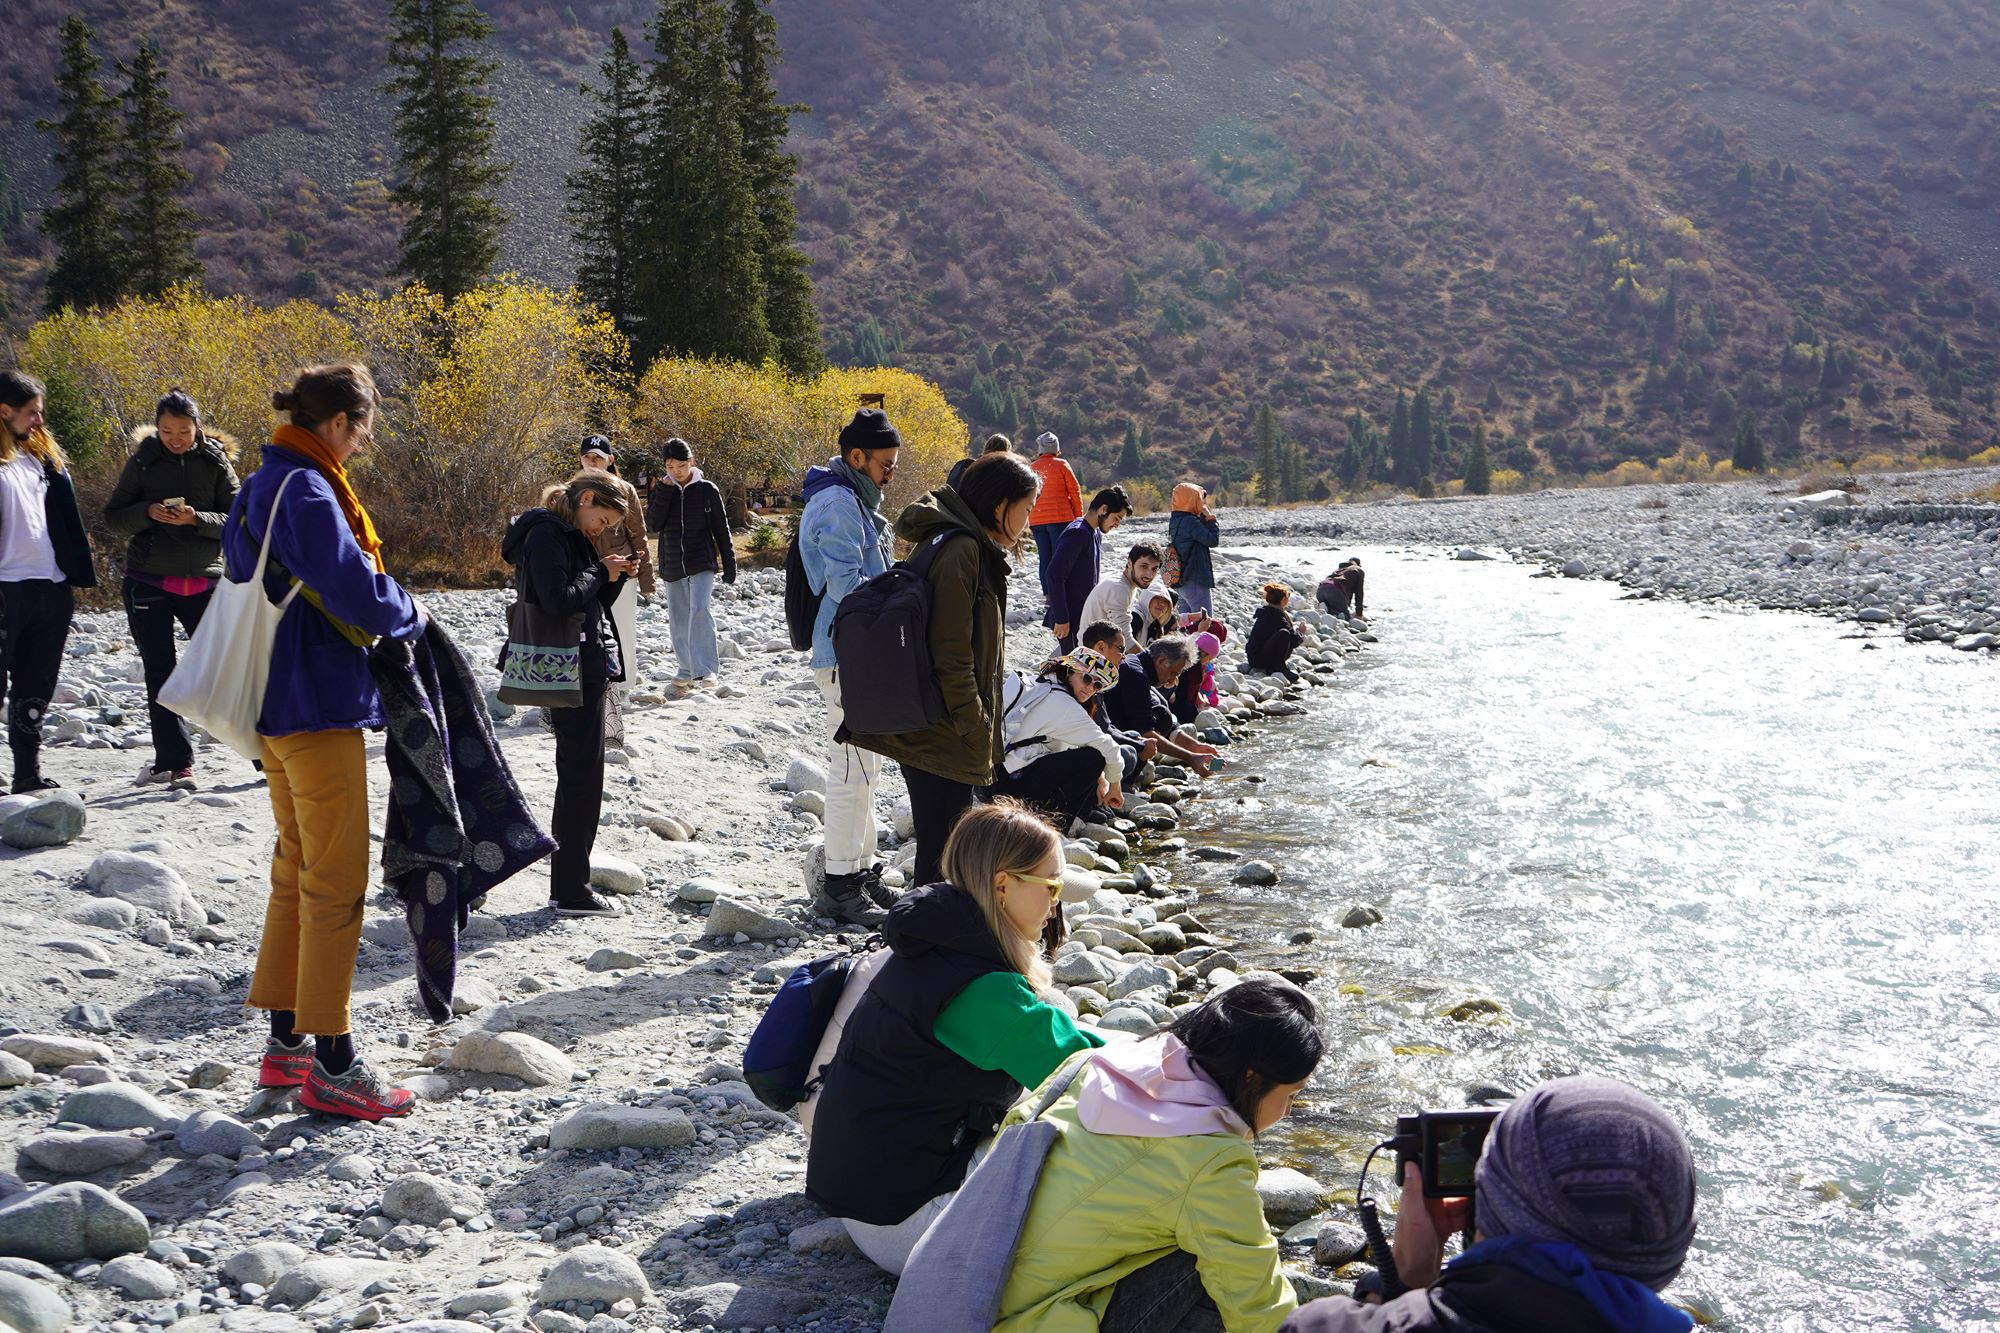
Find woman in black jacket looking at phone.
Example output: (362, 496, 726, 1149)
(501, 470, 637, 917)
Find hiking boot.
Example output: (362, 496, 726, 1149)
(299, 1059, 416, 1122)
(168, 767, 195, 791)
(551, 889, 622, 918)
(258, 1037, 313, 1089)
(813, 871, 888, 927)
(136, 763, 174, 786)
(856, 864, 899, 911)
(9, 773, 58, 795)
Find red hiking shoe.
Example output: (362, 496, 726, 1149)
(258, 1037, 313, 1088)
(299, 1060, 416, 1121)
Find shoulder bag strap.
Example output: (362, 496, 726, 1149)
(249, 470, 306, 610)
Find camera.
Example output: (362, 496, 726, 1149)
(1390, 1109, 1500, 1198)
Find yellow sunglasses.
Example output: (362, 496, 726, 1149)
(1008, 870, 1065, 899)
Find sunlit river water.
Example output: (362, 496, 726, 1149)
(1175, 546, 1999, 1332)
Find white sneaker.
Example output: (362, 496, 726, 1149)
(136, 763, 173, 786)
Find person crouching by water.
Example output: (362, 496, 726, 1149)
(806, 799, 1105, 1274)
(985, 978, 1324, 1331)
(576, 436, 653, 746)
(103, 388, 241, 790)
(1282, 1077, 1698, 1333)
(1246, 582, 1305, 679)
(232, 364, 423, 1120)
(500, 471, 639, 919)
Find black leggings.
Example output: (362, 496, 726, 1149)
(545, 655, 609, 900)
(902, 764, 979, 888)
(989, 748, 1104, 831)
(0, 579, 75, 782)
(124, 577, 212, 773)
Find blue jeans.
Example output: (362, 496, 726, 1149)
(665, 571, 718, 680)
(1175, 583, 1213, 615)
(1031, 524, 1064, 593)
(1100, 1252, 1222, 1333)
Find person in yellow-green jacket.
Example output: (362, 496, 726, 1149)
(994, 979, 1325, 1332)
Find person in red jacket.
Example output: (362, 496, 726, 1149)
(1027, 432, 1083, 594)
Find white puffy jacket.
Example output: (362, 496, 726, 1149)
(998, 672, 1125, 783)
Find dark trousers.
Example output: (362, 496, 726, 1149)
(903, 764, 979, 888)
(0, 579, 75, 782)
(546, 655, 609, 901)
(990, 748, 1103, 831)
(1100, 1252, 1222, 1333)
(1031, 524, 1063, 593)
(124, 576, 212, 773)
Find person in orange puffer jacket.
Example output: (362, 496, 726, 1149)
(1027, 432, 1083, 594)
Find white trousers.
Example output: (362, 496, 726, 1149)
(815, 667, 881, 876)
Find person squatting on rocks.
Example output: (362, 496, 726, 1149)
(1028, 431, 1084, 594)
(992, 646, 1128, 829)
(1247, 583, 1307, 678)
(798, 410, 902, 926)
(1079, 619, 1156, 792)
(644, 436, 734, 701)
(1172, 630, 1224, 726)
(984, 979, 1325, 1332)
(947, 432, 1013, 491)
(1043, 485, 1132, 655)
(1079, 541, 1163, 640)
(848, 451, 1040, 889)
(0, 369, 96, 795)
(1317, 559, 1365, 622)
(1167, 481, 1220, 616)
(576, 436, 653, 743)
(1135, 584, 1179, 647)
(806, 800, 1104, 1274)
(501, 470, 639, 921)
(230, 363, 424, 1121)
(1283, 1077, 1698, 1333)
(1343, 558, 1365, 620)
(1103, 636, 1222, 776)
(102, 388, 241, 791)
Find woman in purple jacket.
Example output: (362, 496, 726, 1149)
(225, 363, 424, 1122)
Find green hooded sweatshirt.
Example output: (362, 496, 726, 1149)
(848, 486, 1011, 786)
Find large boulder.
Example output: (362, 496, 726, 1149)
(588, 854, 645, 897)
(0, 1034, 110, 1070)
(98, 1255, 179, 1299)
(1255, 1167, 1328, 1228)
(57, 1083, 179, 1132)
(703, 897, 793, 941)
(269, 1257, 399, 1306)
(175, 1111, 261, 1160)
(17, 1132, 149, 1177)
(80, 852, 205, 926)
(0, 1182, 150, 1262)
(535, 1245, 650, 1305)
(442, 1030, 576, 1088)
(0, 792, 86, 850)
(547, 1104, 695, 1151)
(222, 1241, 306, 1287)
(665, 1282, 818, 1328)
(0, 1271, 70, 1333)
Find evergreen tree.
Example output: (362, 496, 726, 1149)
(385, 0, 510, 300)
(37, 16, 126, 311)
(1336, 411, 1374, 489)
(1118, 420, 1144, 476)
(1254, 403, 1279, 505)
(1279, 441, 1304, 503)
(568, 28, 648, 342)
(1464, 418, 1492, 495)
(1818, 339, 1842, 392)
(1732, 411, 1767, 473)
(116, 39, 202, 298)
(728, 0, 820, 374)
(1483, 379, 1502, 411)
(1387, 391, 1411, 488)
(1410, 389, 1434, 483)
(639, 0, 773, 364)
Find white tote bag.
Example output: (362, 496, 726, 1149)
(159, 470, 303, 762)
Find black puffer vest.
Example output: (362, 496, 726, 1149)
(805, 883, 1019, 1225)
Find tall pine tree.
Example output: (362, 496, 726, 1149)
(1279, 441, 1304, 503)
(728, 0, 821, 374)
(1463, 419, 1492, 494)
(1410, 388, 1434, 484)
(386, 0, 510, 300)
(1387, 391, 1412, 488)
(117, 39, 202, 298)
(1732, 411, 1767, 472)
(568, 27, 647, 341)
(1254, 404, 1279, 506)
(639, 0, 772, 365)
(1118, 421, 1144, 477)
(38, 16, 126, 312)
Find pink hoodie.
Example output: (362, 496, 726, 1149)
(1074, 1034, 1251, 1139)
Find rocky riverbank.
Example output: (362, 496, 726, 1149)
(0, 550, 1375, 1333)
(1211, 463, 2000, 650)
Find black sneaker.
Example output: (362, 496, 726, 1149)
(10, 774, 58, 795)
(551, 890, 622, 917)
(813, 872, 888, 927)
(857, 864, 899, 911)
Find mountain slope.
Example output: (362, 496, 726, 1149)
(1, 0, 1994, 486)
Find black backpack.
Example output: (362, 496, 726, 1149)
(783, 537, 819, 652)
(832, 528, 980, 737)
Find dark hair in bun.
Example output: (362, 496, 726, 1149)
(156, 387, 201, 425)
(274, 364, 379, 430)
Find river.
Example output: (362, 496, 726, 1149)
(1179, 545, 2000, 1332)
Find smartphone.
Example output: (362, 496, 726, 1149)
(162, 496, 185, 510)
(1392, 1109, 1501, 1198)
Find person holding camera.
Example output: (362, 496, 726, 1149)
(1283, 1076, 1698, 1333)
(103, 389, 241, 790)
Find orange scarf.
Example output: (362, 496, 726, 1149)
(271, 423, 385, 572)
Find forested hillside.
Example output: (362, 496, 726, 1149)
(3, 0, 1996, 491)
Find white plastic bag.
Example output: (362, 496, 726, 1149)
(158, 470, 302, 762)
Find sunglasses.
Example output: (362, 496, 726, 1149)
(1008, 870, 1065, 899)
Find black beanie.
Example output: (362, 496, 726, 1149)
(838, 408, 902, 455)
